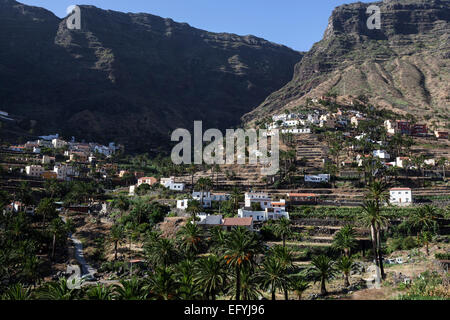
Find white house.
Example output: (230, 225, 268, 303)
(37, 139, 53, 148)
(165, 181, 185, 191)
(53, 164, 78, 181)
(238, 207, 289, 222)
(396, 157, 411, 168)
(129, 185, 136, 196)
(25, 165, 44, 177)
(197, 215, 223, 227)
(210, 193, 230, 201)
(244, 192, 272, 210)
(160, 176, 185, 191)
(177, 199, 190, 210)
(373, 150, 390, 160)
(384, 120, 396, 134)
(390, 188, 413, 206)
(305, 174, 330, 183)
(52, 139, 68, 149)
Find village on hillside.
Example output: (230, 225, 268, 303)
(1, 94, 449, 301)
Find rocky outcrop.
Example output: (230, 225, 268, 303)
(243, 0, 450, 128)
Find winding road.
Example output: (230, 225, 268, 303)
(61, 215, 97, 280)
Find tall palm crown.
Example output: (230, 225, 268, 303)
(332, 225, 357, 257)
(177, 222, 203, 254)
(309, 255, 336, 295)
(186, 200, 202, 221)
(336, 256, 357, 287)
(194, 255, 228, 300)
(366, 181, 390, 208)
(146, 267, 178, 300)
(223, 227, 264, 300)
(258, 256, 288, 300)
(145, 237, 179, 269)
(273, 218, 293, 248)
(114, 278, 147, 300)
(409, 205, 439, 234)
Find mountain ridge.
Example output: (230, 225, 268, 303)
(0, 0, 303, 151)
(242, 0, 450, 129)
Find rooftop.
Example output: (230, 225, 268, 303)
(223, 217, 253, 227)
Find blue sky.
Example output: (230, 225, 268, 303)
(19, 0, 374, 51)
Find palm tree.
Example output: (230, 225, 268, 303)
(215, 165, 222, 188)
(177, 222, 203, 255)
(195, 255, 228, 300)
(109, 224, 125, 261)
(269, 245, 294, 300)
(37, 279, 77, 300)
(48, 217, 66, 260)
(36, 198, 56, 227)
(113, 278, 147, 300)
(176, 260, 202, 300)
(146, 267, 178, 300)
(437, 157, 447, 181)
(258, 256, 287, 300)
(409, 205, 439, 240)
(237, 269, 261, 300)
(309, 255, 336, 296)
(336, 256, 356, 287)
(86, 284, 113, 300)
(145, 237, 179, 268)
(186, 200, 202, 221)
(209, 226, 227, 254)
(332, 225, 357, 257)
(291, 276, 310, 300)
(360, 200, 388, 279)
(270, 245, 294, 270)
(273, 218, 292, 248)
(230, 187, 242, 211)
(366, 181, 390, 208)
(223, 227, 263, 300)
(1, 283, 32, 300)
(420, 231, 434, 256)
(187, 164, 198, 191)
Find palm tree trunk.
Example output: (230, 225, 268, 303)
(235, 265, 241, 301)
(426, 242, 429, 256)
(272, 286, 276, 301)
(114, 241, 118, 261)
(370, 224, 379, 268)
(377, 228, 385, 279)
(344, 273, 350, 287)
(320, 278, 327, 295)
(284, 287, 289, 300)
(52, 233, 56, 259)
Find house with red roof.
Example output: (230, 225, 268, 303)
(222, 217, 253, 231)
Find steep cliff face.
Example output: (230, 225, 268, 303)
(0, 0, 303, 151)
(243, 0, 449, 127)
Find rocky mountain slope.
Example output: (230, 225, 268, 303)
(0, 0, 302, 151)
(243, 0, 449, 129)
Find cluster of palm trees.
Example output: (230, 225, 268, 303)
(3, 213, 371, 301)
